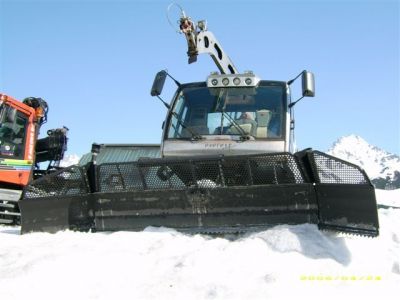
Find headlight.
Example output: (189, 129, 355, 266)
(222, 78, 229, 86)
(206, 72, 260, 87)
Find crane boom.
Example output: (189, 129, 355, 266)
(179, 14, 238, 74)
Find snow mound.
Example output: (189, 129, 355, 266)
(0, 191, 399, 300)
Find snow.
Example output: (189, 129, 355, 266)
(376, 189, 400, 208)
(59, 153, 80, 167)
(1, 191, 399, 300)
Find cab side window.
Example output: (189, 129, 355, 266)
(0, 110, 28, 159)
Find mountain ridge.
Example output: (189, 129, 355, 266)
(327, 134, 400, 189)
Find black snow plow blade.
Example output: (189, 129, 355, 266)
(19, 150, 379, 236)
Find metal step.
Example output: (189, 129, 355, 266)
(1, 199, 20, 225)
(0, 202, 16, 209)
(0, 218, 14, 224)
(0, 188, 22, 202)
(0, 208, 20, 225)
(1, 198, 20, 203)
(0, 211, 21, 217)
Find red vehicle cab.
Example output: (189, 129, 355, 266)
(0, 94, 39, 187)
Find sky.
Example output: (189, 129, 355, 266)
(0, 0, 399, 156)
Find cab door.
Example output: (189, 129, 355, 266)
(0, 105, 33, 186)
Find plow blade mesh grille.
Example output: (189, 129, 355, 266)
(310, 151, 370, 184)
(22, 151, 373, 198)
(23, 165, 90, 199)
(97, 153, 305, 193)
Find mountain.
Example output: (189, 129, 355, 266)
(327, 135, 400, 189)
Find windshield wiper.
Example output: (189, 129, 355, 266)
(220, 111, 253, 141)
(215, 89, 252, 141)
(171, 112, 203, 141)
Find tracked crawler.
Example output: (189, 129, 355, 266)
(19, 5, 379, 236)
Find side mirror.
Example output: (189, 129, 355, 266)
(150, 70, 167, 97)
(302, 71, 315, 97)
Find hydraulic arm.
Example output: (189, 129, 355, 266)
(177, 9, 238, 74)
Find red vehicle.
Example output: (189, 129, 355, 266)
(0, 93, 68, 224)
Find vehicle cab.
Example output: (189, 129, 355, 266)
(0, 94, 36, 186)
(152, 71, 314, 158)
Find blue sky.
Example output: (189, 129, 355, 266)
(1, 0, 399, 156)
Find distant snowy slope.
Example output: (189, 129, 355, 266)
(328, 135, 400, 188)
(59, 154, 80, 167)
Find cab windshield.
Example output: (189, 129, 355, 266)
(0, 103, 28, 159)
(167, 82, 286, 139)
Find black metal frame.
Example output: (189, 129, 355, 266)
(20, 150, 379, 236)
